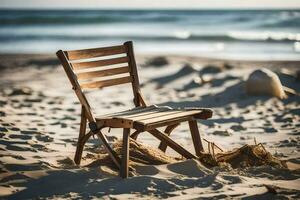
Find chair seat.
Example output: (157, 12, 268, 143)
(96, 105, 212, 131)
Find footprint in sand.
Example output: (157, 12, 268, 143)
(30, 144, 53, 152)
(8, 87, 32, 96)
(1, 123, 13, 127)
(4, 162, 50, 171)
(18, 103, 33, 108)
(277, 138, 299, 147)
(0, 173, 31, 183)
(8, 127, 20, 131)
(264, 127, 278, 133)
(61, 116, 76, 121)
(17, 112, 36, 116)
(47, 101, 56, 105)
(10, 99, 19, 103)
(230, 124, 247, 131)
(55, 122, 67, 128)
(36, 135, 53, 143)
(20, 130, 40, 135)
(30, 120, 43, 123)
(9, 134, 32, 140)
(0, 100, 7, 107)
(57, 157, 75, 168)
(62, 138, 76, 145)
(11, 155, 26, 160)
(51, 107, 62, 111)
(6, 144, 37, 152)
(212, 129, 233, 136)
(0, 111, 5, 117)
(0, 127, 8, 132)
(49, 121, 68, 128)
(24, 98, 43, 103)
(66, 108, 76, 112)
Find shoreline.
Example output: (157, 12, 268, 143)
(1, 52, 300, 61)
(0, 53, 299, 69)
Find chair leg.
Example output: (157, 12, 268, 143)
(148, 129, 196, 159)
(74, 107, 87, 165)
(130, 130, 140, 140)
(96, 131, 121, 169)
(158, 123, 179, 152)
(74, 142, 84, 165)
(120, 128, 130, 178)
(188, 120, 204, 157)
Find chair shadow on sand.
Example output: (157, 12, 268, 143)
(7, 160, 222, 199)
(8, 162, 294, 199)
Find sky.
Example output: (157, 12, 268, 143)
(1, 0, 300, 9)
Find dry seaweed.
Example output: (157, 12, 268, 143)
(113, 138, 178, 165)
(215, 143, 286, 168)
(95, 139, 286, 170)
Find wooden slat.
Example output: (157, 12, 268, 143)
(105, 107, 212, 121)
(181, 108, 213, 119)
(114, 107, 171, 121)
(110, 105, 173, 119)
(77, 66, 130, 80)
(72, 56, 129, 69)
(135, 116, 194, 131)
(126, 109, 183, 121)
(80, 76, 132, 89)
(100, 105, 159, 118)
(116, 107, 210, 122)
(65, 45, 127, 60)
(137, 110, 203, 125)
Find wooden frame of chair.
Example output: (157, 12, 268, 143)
(56, 41, 213, 178)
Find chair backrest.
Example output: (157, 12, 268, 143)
(56, 41, 143, 123)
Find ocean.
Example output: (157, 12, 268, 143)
(0, 9, 299, 60)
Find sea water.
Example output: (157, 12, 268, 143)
(0, 9, 299, 60)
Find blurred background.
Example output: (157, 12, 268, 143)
(0, 0, 300, 60)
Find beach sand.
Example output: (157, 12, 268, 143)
(0, 54, 299, 199)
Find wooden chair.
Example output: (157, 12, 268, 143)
(56, 41, 213, 178)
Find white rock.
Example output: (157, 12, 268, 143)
(246, 68, 287, 99)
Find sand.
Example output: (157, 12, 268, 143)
(0, 54, 299, 199)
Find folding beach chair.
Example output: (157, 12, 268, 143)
(56, 41, 212, 178)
